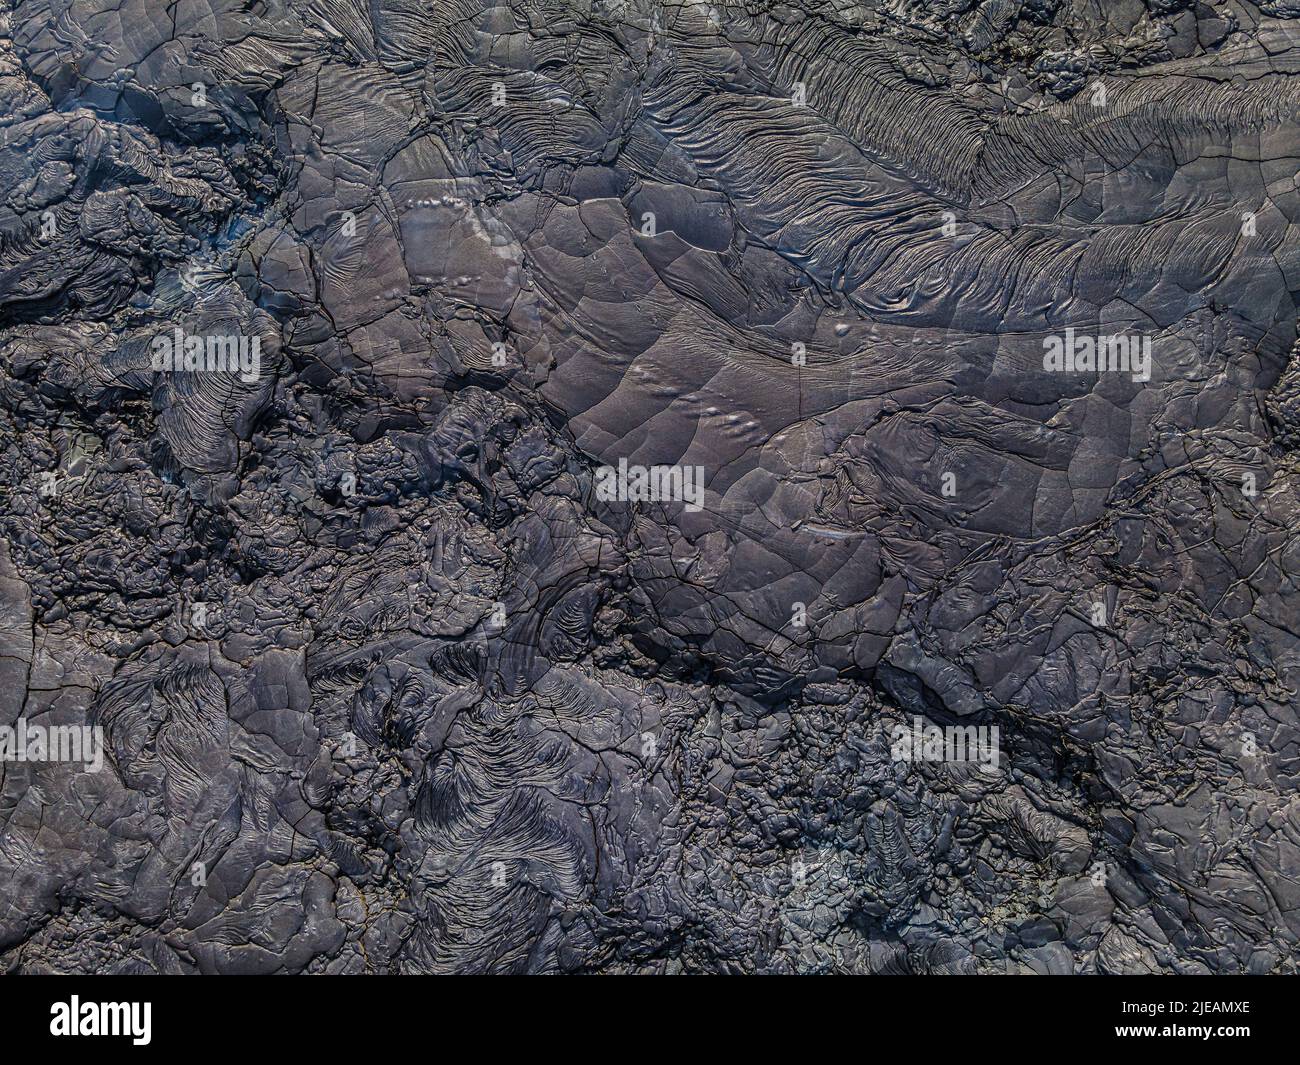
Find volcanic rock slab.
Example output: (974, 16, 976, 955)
(0, 0, 1298, 973)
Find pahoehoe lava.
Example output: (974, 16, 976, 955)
(0, 0, 1298, 974)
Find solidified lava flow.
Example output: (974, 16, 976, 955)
(0, 0, 1298, 974)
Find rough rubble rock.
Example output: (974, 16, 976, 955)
(0, 0, 1297, 974)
